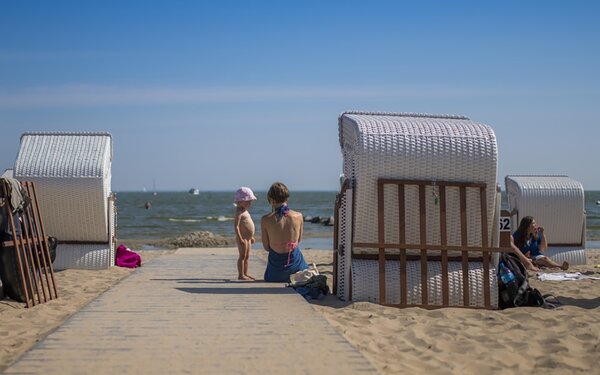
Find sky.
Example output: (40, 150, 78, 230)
(1, 1, 599, 191)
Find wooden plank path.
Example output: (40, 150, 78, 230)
(5, 248, 376, 374)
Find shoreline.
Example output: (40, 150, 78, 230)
(119, 232, 334, 251)
(1, 248, 598, 373)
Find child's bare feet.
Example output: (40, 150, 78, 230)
(245, 274, 255, 281)
(238, 275, 253, 281)
(561, 261, 569, 271)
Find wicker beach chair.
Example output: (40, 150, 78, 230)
(335, 111, 507, 309)
(13, 132, 116, 270)
(505, 175, 587, 265)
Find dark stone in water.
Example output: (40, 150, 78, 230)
(322, 216, 334, 226)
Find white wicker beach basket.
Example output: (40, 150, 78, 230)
(14, 132, 115, 270)
(338, 111, 500, 308)
(505, 175, 587, 265)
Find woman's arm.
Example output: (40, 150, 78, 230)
(538, 227, 548, 253)
(510, 235, 539, 271)
(297, 212, 303, 244)
(260, 216, 270, 251)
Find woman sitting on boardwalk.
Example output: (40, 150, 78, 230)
(261, 182, 309, 282)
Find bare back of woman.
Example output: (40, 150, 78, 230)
(261, 182, 308, 282)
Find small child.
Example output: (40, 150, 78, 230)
(234, 187, 257, 280)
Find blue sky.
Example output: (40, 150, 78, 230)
(1, 1, 599, 191)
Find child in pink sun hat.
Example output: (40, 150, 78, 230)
(234, 187, 257, 280)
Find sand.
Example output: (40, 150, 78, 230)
(1, 248, 598, 374)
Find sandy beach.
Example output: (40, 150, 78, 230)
(1, 247, 598, 374)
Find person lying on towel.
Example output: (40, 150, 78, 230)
(261, 182, 308, 282)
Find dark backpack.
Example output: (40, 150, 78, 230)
(498, 253, 557, 309)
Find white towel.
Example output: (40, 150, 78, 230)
(536, 272, 600, 281)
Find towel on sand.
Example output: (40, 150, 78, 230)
(536, 272, 600, 281)
(116, 244, 142, 268)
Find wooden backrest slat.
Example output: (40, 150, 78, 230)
(480, 186, 491, 308)
(24, 183, 50, 303)
(30, 182, 59, 300)
(419, 185, 428, 305)
(378, 181, 386, 304)
(398, 185, 407, 307)
(459, 186, 470, 306)
(439, 185, 449, 307)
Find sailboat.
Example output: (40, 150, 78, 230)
(152, 179, 158, 196)
(188, 188, 200, 195)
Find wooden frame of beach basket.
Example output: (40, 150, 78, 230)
(0, 181, 58, 308)
(349, 178, 512, 310)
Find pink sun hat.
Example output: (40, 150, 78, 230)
(234, 186, 257, 202)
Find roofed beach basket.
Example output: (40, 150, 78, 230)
(14, 132, 116, 270)
(505, 175, 587, 265)
(334, 111, 507, 309)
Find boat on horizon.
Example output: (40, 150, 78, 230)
(189, 188, 200, 195)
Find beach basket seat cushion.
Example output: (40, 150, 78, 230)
(505, 175, 586, 265)
(14, 132, 116, 270)
(337, 112, 500, 308)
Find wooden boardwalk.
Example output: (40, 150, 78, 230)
(5, 248, 376, 374)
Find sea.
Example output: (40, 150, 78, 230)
(115, 191, 338, 249)
(115, 190, 600, 250)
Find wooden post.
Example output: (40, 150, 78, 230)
(398, 184, 407, 307)
(378, 181, 386, 304)
(439, 186, 449, 307)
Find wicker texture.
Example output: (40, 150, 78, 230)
(340, 112, 498, 254)
(53, 243, 115, 271)
(505, 175, 586, 265)
(352, 259, 498, 308)
(337, 112, 500, 307)
(14, 132, 115, 269)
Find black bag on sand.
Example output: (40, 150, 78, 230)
(0, 232, 29, 302)
(498, 253, 560, 309)
(0, 232, 58, 303)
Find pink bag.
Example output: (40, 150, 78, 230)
(116, 244, 142, 268)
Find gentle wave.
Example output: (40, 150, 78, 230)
(168, 218, 204, 223)
(168, 216, 234, 223)
(206, 216, 234, 222)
